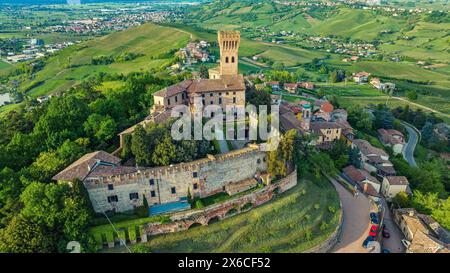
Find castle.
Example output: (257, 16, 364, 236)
(117, 30, 245, 150)
(52, 30, 272, 214)
(53, 145, 268, 213)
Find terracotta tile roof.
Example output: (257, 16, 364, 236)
(385, 176, 409, 186)
(377, 165, 396, 175)
(395, 208, 450, 253)
(343, 165, 365, 182)
(320, 102, 334, 113)
(378, 128, 405, 145)
(310, 121, 340, 134)
(284, 83, 298, 89)
(354, 71, 371, 77)
(88, 164, 137, 177)
(153, 80, 192, 98)
(352, 139, 388, 157)
(362, 182, 380, 197)
(187, 75, 245, 93)
(52, 151, 121, 181)
(343, 165, 379, 185)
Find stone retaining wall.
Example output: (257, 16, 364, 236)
(141, 169, 298, 242)
(99, 169, 297, 248)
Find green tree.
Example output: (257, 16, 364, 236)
(348, 146, 362, 168)
(199, 65, 209, 79)
(131, 125, 152, 166)
(83, 114, 117, 143)
(0, 215, 55, 253)
(406, 90, 418, 101)
(431, 197, 450, 230)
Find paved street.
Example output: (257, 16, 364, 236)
(402, 122, 419, 167)
(329, 177, 371, 253)
(380, 199, 405, 253)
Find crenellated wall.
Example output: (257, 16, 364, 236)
(85, 144, 268, 213)
(140, 169, 297, 241)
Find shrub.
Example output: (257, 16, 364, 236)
(195, 200, 204, 209)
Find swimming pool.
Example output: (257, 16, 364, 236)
(149, 199, 191, 216)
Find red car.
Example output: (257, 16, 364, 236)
(369, 225, 378, 237)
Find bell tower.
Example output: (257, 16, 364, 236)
(218, 30, 240, 76)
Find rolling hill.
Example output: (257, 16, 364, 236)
(19, 23, 191, 97)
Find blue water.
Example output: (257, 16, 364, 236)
(149, 199, 191, 216)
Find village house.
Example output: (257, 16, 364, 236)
(378, 128, 405, 155)
(342, 165, 381, 197)
(433, 123, 449, 141)
(331, 109, 348, 122)
(370, 77, 396, 92)
(352, 139, 396, 177)
(313, 101, 334, 122)
(310, 122, 342, 148)
(265, 81, 280, 91)
(381, 176, 409, 199)
(370, 77, 382, 89)
(284, 83, 298, 94)
(353, 71, 371, 84)
(335, 119, 355, 144)
(298, 81, 315, 90)
(393, 208, 450, 253)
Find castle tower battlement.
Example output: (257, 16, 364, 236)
(218, 30, 240, 77)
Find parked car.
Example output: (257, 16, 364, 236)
(370, 212, 379, 224)
(362, 236, 375, 248)
(369, 225, 378, 237)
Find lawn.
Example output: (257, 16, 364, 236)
(115, 172, 340, 253)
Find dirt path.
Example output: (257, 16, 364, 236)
(392, 96, 450, 118)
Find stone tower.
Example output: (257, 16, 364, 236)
(218, 30, 240, 76)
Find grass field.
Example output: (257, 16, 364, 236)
(115, 172, 340, 253)
(338, 95, 450, 123)
(19, 23, 190, 97)
(0, 60, 14, 77)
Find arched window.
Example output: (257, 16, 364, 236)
(225, 56, 229, 63)
(231, 56, 235, 63)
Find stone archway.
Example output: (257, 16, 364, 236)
(188, 222, 202, 229)
(241, 202, 253, 211)
(225, 207, 238, 217)
(207, 216, 220, 225)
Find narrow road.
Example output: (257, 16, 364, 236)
(380, 199, 405, 253)
(392, 96, 450, 119)
(328, 177, 371, 253)
(401, 121, 420, 167)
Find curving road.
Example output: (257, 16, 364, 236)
(328, 177, 372, 253)
(401, 122, 420, 167)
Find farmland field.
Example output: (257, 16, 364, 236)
(20, 23, 190, 97)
